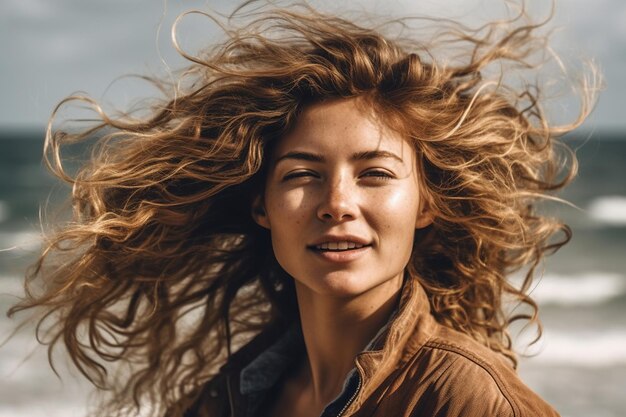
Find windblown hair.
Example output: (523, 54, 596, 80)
(9, 1, 596, 416)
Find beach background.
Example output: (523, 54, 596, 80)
(1, 1, 625, 416)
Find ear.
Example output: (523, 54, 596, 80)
(251, 194, 271, 229)
(415, 201, 434, 230)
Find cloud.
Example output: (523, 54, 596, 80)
(1, 0, 624, 130)
(0, 0, 57, 20)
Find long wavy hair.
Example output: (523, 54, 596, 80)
(9, 1, 597, 416)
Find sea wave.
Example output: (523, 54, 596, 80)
(0, 275, 25, 299)
(0, 404, 88, 417)
(587, 195, 626, 226)
(0, 201, 8, 223)
(0, 231, 42, 252)
(529, 272, 625, 306)
(520, 329, 626, 367)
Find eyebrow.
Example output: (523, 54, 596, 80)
(274, 150, 404, 165)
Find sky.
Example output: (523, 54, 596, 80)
(0, 0, 624, 133)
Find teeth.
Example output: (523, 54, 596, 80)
(315, 241, 366, 251)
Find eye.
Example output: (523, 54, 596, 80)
(361, 170, 394, 181)
(282, 170, 318, 181)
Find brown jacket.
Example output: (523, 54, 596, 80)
(180, 278, 560, 417)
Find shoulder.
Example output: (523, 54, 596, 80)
(398, 325, 560, 417)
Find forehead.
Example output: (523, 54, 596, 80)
(271, 98, 414, 163)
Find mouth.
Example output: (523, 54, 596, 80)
(311, 241, 372, 252)
(307, 241, 371, 263)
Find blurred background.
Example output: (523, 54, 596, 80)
(1, 1, 625, 416)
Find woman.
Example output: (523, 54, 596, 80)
(9, 1, 596, 416)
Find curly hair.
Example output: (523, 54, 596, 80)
(9, 1, 597, 416)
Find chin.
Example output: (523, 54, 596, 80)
(303, 271, 392, 299)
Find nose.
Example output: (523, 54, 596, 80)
(316, 175, 358, 222)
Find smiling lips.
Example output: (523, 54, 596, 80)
(308, 236, 373, 262)
(308, 240, 371, 263)
(315, 241, 368, 251)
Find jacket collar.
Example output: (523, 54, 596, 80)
(348, 276, 435, 413)
(239, 323, 304, 395)
(221, 276, 435, 416)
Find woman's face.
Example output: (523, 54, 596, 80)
(253, 98, 432, 298)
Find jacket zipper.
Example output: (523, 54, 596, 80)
(335, 372, 362, 417)
(226, 375, 235, 417)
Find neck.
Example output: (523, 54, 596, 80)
(294, 274, 403, 407)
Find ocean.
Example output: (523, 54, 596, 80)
(1, 129, 625, 417)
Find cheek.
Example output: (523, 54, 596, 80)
(263, 188, 312, 278)
(371, 187, 420, 253)
(383, 187, 411, 209)
(266, 187, 309, 222)
(373, 187, 420, 225)
(264, 187, 312, 258)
